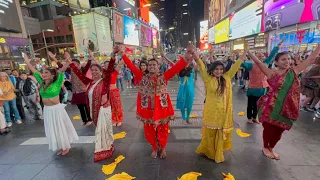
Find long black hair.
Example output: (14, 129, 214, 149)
(208, 61, 226, 96)
(139, 60, 149, 74)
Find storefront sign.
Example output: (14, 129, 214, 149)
(200, 20, 208, 42)
(113, 11, 124, 43)
(214, 18, 229, 44)
(264, 0, 317, 31)
(229, 1, 262, 39)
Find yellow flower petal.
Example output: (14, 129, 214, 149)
(236, 128, 251, 138)
(107, 172, 135, 180)
(73, 115, 81, 120)
(177, 172, 202, 180)
(222, 172, 236, 180)
(238, 112, 245, 116)
(102, 155, 125, 175)
(190, 114, 198, 118)
(168, 129, 171, 133)
(113, 132, 127, 140)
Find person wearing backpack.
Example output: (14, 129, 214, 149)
(19, 71, 42, 120)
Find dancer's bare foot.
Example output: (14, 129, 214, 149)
(247, 119, 253, 124)
(186, 120, 192, 124)
(252, 119, 260, 124)
(117, 122, 122, 127)
(151, 150, 157, 159)
(86, 121, 93, 126)
(262, 148, 274, 159)
(61, 148, 70, 155)
(269, 148, 280, 160)
(56, 149, 63, 155)
(112, 122, 117, 127)
(160, 149, 167, 159)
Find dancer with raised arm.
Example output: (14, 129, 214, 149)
(103, 59, 124, 127)
(24, 53, 78, 156)
(248, 45, 320, 160)
(121, 47, 193, 159)
(69, 48, 116, 162)
(242, 39, 284, 124)
(195, 47, 247, 163)
(50, 51, 93, 126)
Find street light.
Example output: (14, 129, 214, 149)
(42, 29, 54, 65)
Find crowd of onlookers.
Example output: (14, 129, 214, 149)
(0, 69, 43, 134)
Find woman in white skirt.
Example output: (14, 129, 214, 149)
(24, 53, 79, 155)
(68, 48, 116, 162)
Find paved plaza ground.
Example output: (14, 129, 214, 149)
(0, 77, 320, 180)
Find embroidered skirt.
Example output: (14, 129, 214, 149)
(43, 104, 79, 151)
(110, 88, 123, 123)
(94, 106, 114, 162)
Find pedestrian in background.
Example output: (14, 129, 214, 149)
(0, 72, 22, 127)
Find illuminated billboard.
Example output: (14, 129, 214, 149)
(229, 1, 262, 39)
(0, 0, 22, 32)
(214, 18, 229, 44)
(141, 25, 152, 47)
(69, 0, 90, 9)
(208, 26, 215, 43)
(152, 29, 158, 48)
(264, 0, 317, 31)
(113, 11, 124, 43)
(209, 0, 227, 27)
(140, 0, 150, 22)
(124, 16, 140, 46)
(149, 12, 160, 30)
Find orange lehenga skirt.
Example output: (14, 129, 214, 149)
(110, 88, 123, 123)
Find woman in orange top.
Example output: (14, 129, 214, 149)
(0, 72, 22, 127)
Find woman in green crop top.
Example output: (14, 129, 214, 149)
(24, 53, 79, 156)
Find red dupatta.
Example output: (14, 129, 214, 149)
(69, 57, 116, 125)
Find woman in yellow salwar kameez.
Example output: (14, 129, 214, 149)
(194, 51, 247, 163)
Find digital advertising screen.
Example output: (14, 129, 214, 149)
(149, 12, 160, 30)
(141, 25, 152, 47)
(72, 13, 98, 54)
(229, 1, 262, 40)
(124, 16, 140, 46)
(208, 26, 215, 43)
(69, 0, 90, 9)
(200, 20, 209, 42)
(0, 1, 22, 32)
(152, 29, 158, 48)
(112, 0, 136, 11)
(264, 0, 317, 31)
(113, 11, 124, 43)
(214, 18, 230, 44)
(209, 0, 227, 27)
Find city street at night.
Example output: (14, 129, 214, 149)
(0, 79, 320, 180)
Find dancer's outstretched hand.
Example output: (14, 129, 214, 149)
(23, 53, 31, 63)
(64, 52, 72, 63)
(48, 51, 56, 60)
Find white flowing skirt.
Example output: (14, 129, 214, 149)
(43, 104, 79, 151)
(95, 106, 114, 153)
(0, 108, 6, 129)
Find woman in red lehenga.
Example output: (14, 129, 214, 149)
(121, 47, 193, 159)
(103, 60, 124, 127)
(68, 49, 116, 162)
